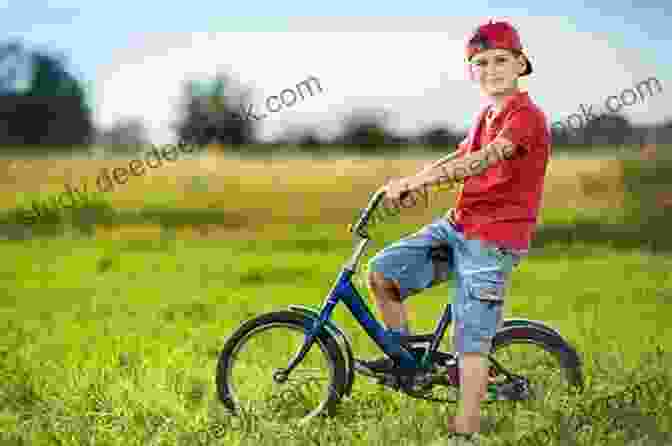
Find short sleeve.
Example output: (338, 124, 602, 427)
(456, 137, 469, 156)
(497, 109, 540, 157)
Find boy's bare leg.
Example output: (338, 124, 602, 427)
(369, 271, 487, 436)
(367, 271, 409, 332)
(455, 352, 489, 434)
(368, 272, 488, 433)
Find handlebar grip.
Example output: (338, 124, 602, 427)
(349, 187, 387, 235)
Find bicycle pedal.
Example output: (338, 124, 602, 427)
(490, 379, 530, 401)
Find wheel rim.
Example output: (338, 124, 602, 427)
(224, 322, 336, 425)
(490, 339, 581, 408)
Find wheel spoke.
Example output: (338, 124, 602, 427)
(219, 321, 337, 424)
(490, 340, 579, 408)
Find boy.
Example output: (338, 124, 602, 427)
(354, 20, 551, 443)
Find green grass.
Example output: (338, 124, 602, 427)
(0, 233, 671, 445)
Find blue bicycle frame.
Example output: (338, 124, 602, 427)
(281, 188, 456, 375)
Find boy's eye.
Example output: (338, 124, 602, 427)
(495, 57, 508, 64)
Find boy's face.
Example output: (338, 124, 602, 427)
(469, 48, 527, 97)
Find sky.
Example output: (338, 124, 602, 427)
(2, 0, 671, 145)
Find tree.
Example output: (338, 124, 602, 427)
(419, 126, 465, 150)
(581, 113, 632, 146)
(336, 109, 396, 152)
(95, 118, 149, 152)
(24, 51, 92, 147)
(173, 73, 257, 150)
(296, 131, 326, 154)
(0, 41, 93, 149)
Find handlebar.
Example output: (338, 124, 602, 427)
(347, 187, 412, 238)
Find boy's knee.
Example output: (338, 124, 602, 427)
(367, 271, 402, 297)
(367, 271, 391, 289)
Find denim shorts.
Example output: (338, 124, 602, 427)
(367, 216, 523, 355)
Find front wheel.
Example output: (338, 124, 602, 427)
(216, 311, 347, 425)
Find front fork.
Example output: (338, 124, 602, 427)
(273, 327, 321, 383)
(274, 289, 341, 383)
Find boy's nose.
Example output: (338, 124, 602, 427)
(485, 65, 499, 76)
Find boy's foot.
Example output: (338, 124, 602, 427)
(353, 327, 414, 376)
(445, 416, 481, 445)
(444, 433, 480, 445)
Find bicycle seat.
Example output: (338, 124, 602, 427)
(429, 244, 454, 286)
(429, 244, 453, 263)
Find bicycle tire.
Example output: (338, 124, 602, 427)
(216, 310, 348, 424)
(490, 325, 584, 402)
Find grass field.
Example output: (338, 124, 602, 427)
(1, 151, 627, 237)
(1, 150, 670, 445)
(0, 151, 624, 214)
(1, 234, 671, 445)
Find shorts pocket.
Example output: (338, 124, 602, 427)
(466, 274, 507, 304)
(460, 275, 506, 352)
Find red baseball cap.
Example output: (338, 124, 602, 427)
(465, 20, 533, 76)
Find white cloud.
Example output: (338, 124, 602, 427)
(95, 17, 669, 146)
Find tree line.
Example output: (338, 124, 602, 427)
(1, 39, 670, 155)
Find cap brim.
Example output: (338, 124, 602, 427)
(522, 54, 533, 76)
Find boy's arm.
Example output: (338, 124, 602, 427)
(407, 137, 517, 191)
(383, 140, 468, 202)
(407, 111, 538, 191)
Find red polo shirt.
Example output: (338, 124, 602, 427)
(451, 91, 551, 251)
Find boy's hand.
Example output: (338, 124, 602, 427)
(382, 177, 412, 208)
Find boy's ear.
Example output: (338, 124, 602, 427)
(516, 54, 527, 75)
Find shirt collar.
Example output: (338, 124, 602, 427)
(487, 90, 530, 118)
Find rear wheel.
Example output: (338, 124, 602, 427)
(488, 326, 583, 406)
(216, 311, 347, 425)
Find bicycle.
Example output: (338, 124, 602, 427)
(215, 187, 584, 425)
